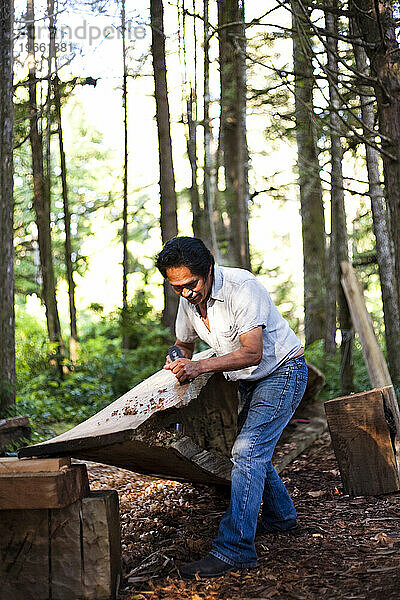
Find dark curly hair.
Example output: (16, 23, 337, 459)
(156, 237, 214, 279)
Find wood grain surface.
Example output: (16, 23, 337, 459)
(0, 457, 70, 473)
(325, 386, 400, 495)
(0, 490, 120, 600)
(0, 463, 89, 509)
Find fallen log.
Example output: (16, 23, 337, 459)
(0, 416, 31, 453)
(340, 261, 392, 388)
(20, 350, 326, 484)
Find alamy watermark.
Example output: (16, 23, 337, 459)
(19, 19, 147, 54)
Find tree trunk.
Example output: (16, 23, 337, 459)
(121, 0, 129, 349)
(0, 0, 15, 414)
(186, 90, 203, 239)
(291, 0, 327, 348)
(27, 0, 63, 349)
(203, 0, 220, 259)
(44, 0, 53, 213)
(150, 0, 179, 333)
(54, 76, 78, 361)
(48, 0, 77, 361)
(351, 20, 400, 387)
(352, 0, 400, 319)
(325, 1, 353, 394)
(217, 0, 250, 270)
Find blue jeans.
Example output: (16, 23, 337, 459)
(210, 356, 308, 567)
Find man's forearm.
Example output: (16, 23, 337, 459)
(196, 346, 262, 375)
(169, 327, 263, 382)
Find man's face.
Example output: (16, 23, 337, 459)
(166, 265, 212, 305)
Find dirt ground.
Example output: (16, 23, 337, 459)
(87, 433, 400, 600)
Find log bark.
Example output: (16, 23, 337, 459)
(0, 0, 15, 413)
(325, 386, 400, 496)
(150, 0, 179, 333)
(274, 400, 327, 473)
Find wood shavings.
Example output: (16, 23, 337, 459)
(85, 432, 400, 599)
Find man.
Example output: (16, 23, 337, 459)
(156, 236, 307, 579)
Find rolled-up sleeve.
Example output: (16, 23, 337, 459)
(175, 298, 198, 343)
(232, 279, 271, 336)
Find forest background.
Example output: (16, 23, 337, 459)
(1, 0, 399, 444)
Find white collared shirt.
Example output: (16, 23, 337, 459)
(175, 266, 302, 381)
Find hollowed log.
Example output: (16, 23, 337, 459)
(20, 350, 325, 485)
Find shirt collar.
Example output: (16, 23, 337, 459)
(210, 266, 224, 301)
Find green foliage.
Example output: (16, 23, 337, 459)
(305, 339, 371, 401)
(13, 296, 171, 443)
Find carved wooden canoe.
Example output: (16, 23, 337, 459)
(20, 351, 238, 484)
(20, 351, 325, 485)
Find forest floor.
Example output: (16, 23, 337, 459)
(87, 432, 400, 600)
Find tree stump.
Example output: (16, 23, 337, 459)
(0, 490, 120, 600)
(325, 386, 400, 496)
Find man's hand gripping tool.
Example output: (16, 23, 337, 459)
(168, 345, 190, 385)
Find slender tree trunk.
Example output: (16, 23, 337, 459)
(47, 0, 77, 361)
(121, 0, 129, 349)
(352, 0, 400, 318)
(27, 0, 63, 350)
(0, 0, 15, 413)
(291, 0, 327, 348)
(186, 89, 202, 239)
(45, 0, 53, 210)
(326, 1, 353, 394)
(183, 5, 203, 240)
(150, 0, 178, 333)
(217, 0, 250, 270)
(203, 0, 220, 258)
(54, 76, 78, 360)
(351, 21, 400, 386)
